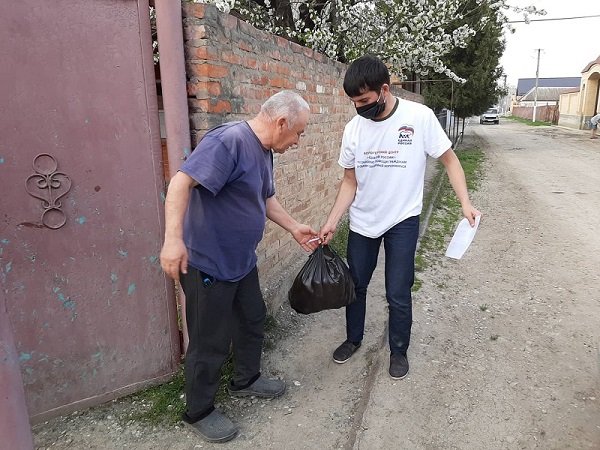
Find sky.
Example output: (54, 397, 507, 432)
(501, 0, 600, 87)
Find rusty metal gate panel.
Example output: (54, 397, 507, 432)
(0, 0, 179, 421)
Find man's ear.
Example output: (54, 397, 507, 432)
(276, 117, 287, 131)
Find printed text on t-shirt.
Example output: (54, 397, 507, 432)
(356, 150, 407, 169)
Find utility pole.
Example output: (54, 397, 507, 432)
(502, 74, 508, 114)
(533, 49, 541, 122)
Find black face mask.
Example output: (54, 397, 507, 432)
(355, 90, 385, 120)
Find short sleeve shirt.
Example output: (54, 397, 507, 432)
(339, 98, 451, 238)
(180, 121, 275, 281)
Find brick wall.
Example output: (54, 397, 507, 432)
(512, 105, 559, 124)
(181, 3, 423, 310)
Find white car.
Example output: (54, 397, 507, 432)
(480, 108, 500, 125)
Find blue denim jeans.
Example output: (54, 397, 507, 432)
(346, 215, 419, 355)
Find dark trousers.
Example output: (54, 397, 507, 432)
(180, 266, 266, 421)
(346, 215, 419, 355)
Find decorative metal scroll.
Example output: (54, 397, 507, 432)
(25, 154, 72, 229)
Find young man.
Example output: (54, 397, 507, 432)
(590, 113, 600, 139)
(319, 55, 480, 380)
(160, 90, 318, 443)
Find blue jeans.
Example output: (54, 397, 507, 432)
(346, 215, 419, 355)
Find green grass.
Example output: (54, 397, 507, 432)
(413, 146, 485, 290)
(125, 367, 186, 425)
(506, 115, 552, 127)
(329, 215, 349, 259)
(123, 356, 236, 425)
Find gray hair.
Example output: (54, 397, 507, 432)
(260, 90, 310, 129)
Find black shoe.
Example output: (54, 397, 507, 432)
(333, 341, 361, 364)
(389, 353, 409, 379)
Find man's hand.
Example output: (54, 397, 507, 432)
(160, 238, 188, 281)
(318, 221, 337, 245)
(291, 224, 320, 252)
(463, 204, 482, 227)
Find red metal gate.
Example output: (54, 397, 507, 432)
(0, 0, 179, 422)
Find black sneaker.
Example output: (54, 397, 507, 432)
(389, 353, 409, 379)
(333, 341, 361, 364)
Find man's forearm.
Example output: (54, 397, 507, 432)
(440, 150, 471, 207)
(164, 173, 193, 240)
(326, 174, 357, 227)
(266, 196, 299, 232)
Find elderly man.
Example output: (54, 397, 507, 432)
(160, 90, 317, 443)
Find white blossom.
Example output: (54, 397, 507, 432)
(194, 0, 544, 82)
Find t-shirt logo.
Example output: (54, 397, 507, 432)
(398, 125, 414, 145)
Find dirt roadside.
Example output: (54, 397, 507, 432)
(33, 121, 600, 449)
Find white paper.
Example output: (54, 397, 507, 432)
(445, 215, 481, 259)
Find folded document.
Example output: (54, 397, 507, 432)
(445, 215, 481, 259)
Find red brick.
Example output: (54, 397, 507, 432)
(275, 63, 291, 76)
(269, 77, 286, 88)
(276, 36, 290, 49)
(183, 24, 207, 40)
(186, 82, 208, 99)
(220, 14, 238, 29)
(211, 100, 232, 114)
(243, 57, 258, 69)
(187, 80, 221, 99)
(188, 46, 219, 61)
(189, 63, 229, 79)
(206, 81, 221, 96)
(182, 3, 206, 18)
(221, 51, 242, 65)
(251, 75, 268, 86)
(238, 41, 253, 52)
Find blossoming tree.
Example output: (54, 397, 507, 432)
(194, 0, 544, 83)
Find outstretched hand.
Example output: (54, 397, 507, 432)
(318, 221, 337, 245)
(292, 224, 320, 252)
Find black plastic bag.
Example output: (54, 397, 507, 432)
(288, 245, 356, 314)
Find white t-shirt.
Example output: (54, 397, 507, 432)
(339, 97, 451, 238)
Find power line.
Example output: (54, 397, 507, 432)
(508, 14, 600, 24)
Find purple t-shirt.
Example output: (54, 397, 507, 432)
(180, 121, 275, 282)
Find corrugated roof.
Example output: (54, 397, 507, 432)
(520, 86, 578, 102)
(516, 77, 581, 96)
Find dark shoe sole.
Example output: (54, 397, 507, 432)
(333, 355, 352, 364)
(182, 420, 238, 443)
(227, 387, 286, 398)
(389, 370, 409, 380)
